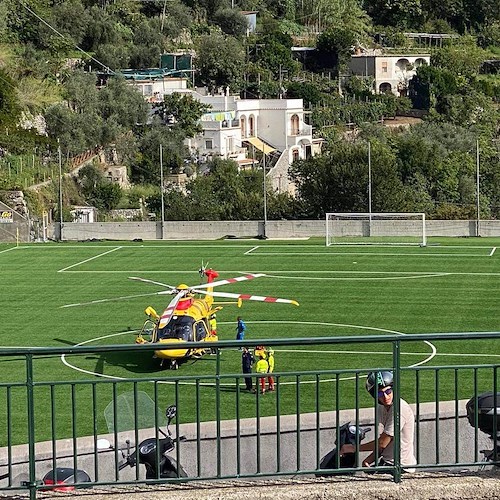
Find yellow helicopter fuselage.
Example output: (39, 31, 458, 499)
(138, 293, 218, 362)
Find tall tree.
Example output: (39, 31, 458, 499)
(194, 32, 245, 92)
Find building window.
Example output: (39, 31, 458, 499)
(240, 117, 247, 138)
(292, 149, 299, 161)
(291, 114, 300, 135)
(205, 139, 213, 149)
(143, 85, 153, 96)
(381, 62, 388, 73)
(396, 58, 410, 71)
(249, 115, 255, 137)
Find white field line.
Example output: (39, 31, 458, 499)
(61, 292, 160, 308)
(57, 246, 123, 272)
(60, 322, 438, 384)
(0, 246, 18, 254)
(252, 251, 490, 257)
(57, 270, 500, 278)
(12, 243, 499, 249)
(264, 273, 448, 281)
(244, 246, 259, 255)
(490, 247, 496, 256)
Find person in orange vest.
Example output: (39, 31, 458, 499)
(255, 354, 269, 394)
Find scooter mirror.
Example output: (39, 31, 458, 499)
(97, 438, 112, 450)
(166, 405, 177, 421)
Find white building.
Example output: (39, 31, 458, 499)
(169, 89, 320, 194)
(349, 50, 430, 96)
(122, 73, 320, 194)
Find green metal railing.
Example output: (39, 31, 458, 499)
(0, 332, 499, 499)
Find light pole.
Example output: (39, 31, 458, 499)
(476, 139, 480, 237)
(263, 151, 267, 238)
(368, 140, 372, 236)
(160, 144, 165, 239)
(58, 139, 63, 241)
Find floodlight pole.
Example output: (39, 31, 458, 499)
(57, 139, 63, 242)
(476, 139, 480, 237)
(160, 144, 165, 239)
(368, 140, 372, 236)
(263, 151, 267, 238)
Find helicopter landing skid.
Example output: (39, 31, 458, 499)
(160, 359, 179, 370)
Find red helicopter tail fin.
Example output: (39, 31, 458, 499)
(204, 269, 219, 283)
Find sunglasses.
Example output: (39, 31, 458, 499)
(378, 387, 393, 398)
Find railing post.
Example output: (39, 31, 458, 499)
(216, 348, 221, 477)
(393, 340, 402, 483)
(25, 354, 38, 500)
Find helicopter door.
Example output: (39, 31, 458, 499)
(194, 321, 209, 341)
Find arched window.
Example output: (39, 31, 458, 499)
(414, 58, 427, 68)
(396, 58, 410, 71)
(240, 116, 247, 138)
(291, 114, 300, 135)
(292, 149, 300, 162)
(249, 115, 255, 137)
(379, 82, 392, 94)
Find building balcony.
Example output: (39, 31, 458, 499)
(201, 119, 240, 130)
(288, 124, 312, 137)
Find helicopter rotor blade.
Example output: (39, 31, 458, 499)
(128, 277, 176, 290)
(158, 290, 186, 327)
(197, 289, 299, 306)
(194, 273, 266, 290)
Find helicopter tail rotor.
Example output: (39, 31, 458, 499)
(199, 261, 208, 278)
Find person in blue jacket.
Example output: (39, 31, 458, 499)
(236, 316, 246, 341)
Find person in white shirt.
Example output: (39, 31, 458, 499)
(340, 371, 416, 472)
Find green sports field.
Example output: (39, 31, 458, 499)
(0, 237, 499, 445)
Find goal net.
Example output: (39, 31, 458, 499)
(326, 213, 426, 246)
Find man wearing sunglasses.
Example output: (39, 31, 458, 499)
(340, 371, 416, 472)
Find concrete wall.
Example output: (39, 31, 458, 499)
(1, 401, 493, 487)
(48, 220, 500, 241)
(0, 200, 30, 243)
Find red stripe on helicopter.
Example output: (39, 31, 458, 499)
(238, 294, 278, 302)
(161, 306, 176, 319)
(225, 274, 260, 284)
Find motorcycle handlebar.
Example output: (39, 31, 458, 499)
(118, 461, 130, 471)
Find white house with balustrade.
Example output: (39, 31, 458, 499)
(349, 50, 430, 96)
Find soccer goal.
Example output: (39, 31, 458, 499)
(326, 213, 427, 246)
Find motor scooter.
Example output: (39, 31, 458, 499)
(119, 404, 188, 479)
(466, 392, 500, 469)
(316, 422, 370, 476)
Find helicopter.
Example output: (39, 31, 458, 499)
(131, 265, 299, 369)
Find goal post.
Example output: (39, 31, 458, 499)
(325, 213, 427, 246)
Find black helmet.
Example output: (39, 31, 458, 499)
(366, 371, 393, 398)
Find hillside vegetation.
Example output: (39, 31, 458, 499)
(0, 0, 499, 221)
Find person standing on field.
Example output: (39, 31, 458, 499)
(255, 354, 269, 394)
(236, 316, 246, 342)
(266, 349, 275, 391)
(241, 347, 255, 392)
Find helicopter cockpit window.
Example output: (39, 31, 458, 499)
(194, 321, 209, 341)
(157, 316, 194, 341)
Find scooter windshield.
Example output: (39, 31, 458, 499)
(157, 316, 194, 341)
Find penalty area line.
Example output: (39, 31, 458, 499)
(0, 246, 19, 255)
(58, 246, 123, 272)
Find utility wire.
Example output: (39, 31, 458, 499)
(20, 1, 116, 75)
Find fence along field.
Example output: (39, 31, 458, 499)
(0, 238, 499, 445)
